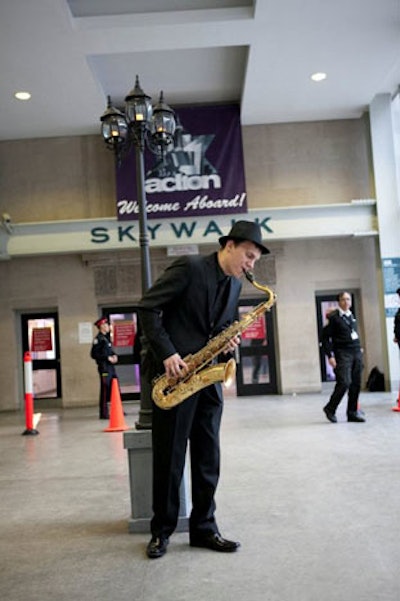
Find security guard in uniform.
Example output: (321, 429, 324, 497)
(91, 317, 118, 419)
(321, 291, 365, 423)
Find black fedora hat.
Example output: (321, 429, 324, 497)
(219, 220, 270, 255)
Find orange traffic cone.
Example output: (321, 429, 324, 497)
(392, 382, 400, 412)
(103, 379, 129, 432)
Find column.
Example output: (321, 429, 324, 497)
(369, 94, 400, 391)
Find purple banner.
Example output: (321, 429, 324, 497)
(116, 104, 248, 221)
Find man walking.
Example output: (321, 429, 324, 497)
(321, 291, 365, 423)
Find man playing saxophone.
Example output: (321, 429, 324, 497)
(137, 221, 270, 559)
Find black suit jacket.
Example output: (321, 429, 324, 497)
(137, 252, 242, 372)
(90, 332, 117, 376)
(321, 309, 361, 358)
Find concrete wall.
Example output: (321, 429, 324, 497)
(0, 115, 384, 411)
(0, 248, 176, 411)
(0, 255, 98, 409)
(243, 116, 374, 207)
(0, 118, 374, 222)
(0, 136, 115, 221)
(0, 234, 381, 410)
(273, 236, 381, 393)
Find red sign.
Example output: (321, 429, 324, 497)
(241, 316, 266, 341)
(113, 321, 135, 348)
(31, 327, 53, 352)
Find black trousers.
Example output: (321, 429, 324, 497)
(326, 348, 363, 415)
(150, 384, 223, 540)
(98, 370, 114, 419)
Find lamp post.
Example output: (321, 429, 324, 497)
(100, 76, 176, 429)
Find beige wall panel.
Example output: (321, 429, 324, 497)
(0, 255, 99, 411)
(274, 236, 382, 394)
(1, 117, 373, 225)
(243, 118, 374, 207)
(0, 136, 115, 222)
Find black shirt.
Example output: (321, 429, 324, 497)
(211, 256, 230, 328)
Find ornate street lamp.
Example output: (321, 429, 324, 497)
(100, 75, 176, 429)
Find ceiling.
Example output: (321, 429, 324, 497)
(0, 0, 400, 141)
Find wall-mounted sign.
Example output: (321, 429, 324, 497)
(78, 322, 93, 344)
(113, 321, 135, 348)
(5, 203, 378, 258)
(241, 315, 267, 341)
(382, 257, 400, 317)
(31, 327, 52, 352)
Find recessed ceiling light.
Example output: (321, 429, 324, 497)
(14, 91, 31, 100)
(311, 72, 327, 82)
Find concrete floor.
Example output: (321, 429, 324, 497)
(1, 388, 399, 601)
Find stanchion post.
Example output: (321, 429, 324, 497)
(22, 351, 39, 436)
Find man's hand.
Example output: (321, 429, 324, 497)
(328, 356, 336, 369)
(223, 334, 241, 354)
(164, 353, 188, 379)
(108, 354, 118, 364)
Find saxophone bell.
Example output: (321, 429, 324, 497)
(152, 358, 237, 410)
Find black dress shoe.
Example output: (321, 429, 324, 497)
(323, 406, 337, 423)
(146, 536, 169, 559)
(347, 411, 366, 422)
(190, 532, 240, 553)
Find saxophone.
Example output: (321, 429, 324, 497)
(152, 270, 277, 410)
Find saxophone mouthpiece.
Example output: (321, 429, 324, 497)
(244, 270, 254, 283)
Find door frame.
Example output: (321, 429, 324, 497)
(100, 306, 140, 402)
(315, 292, 357, 382)
(20, 311, 62, 401)
(235, 298, 278, 396)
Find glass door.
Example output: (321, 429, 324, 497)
(235, 299, 277, 395)
(101, 307, 140, 402)
(315, 293, 356, 382)
(21, 312, 62, 399)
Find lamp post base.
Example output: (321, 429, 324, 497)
(123, 430, 190, 534)
(135, 408, 152, 430)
